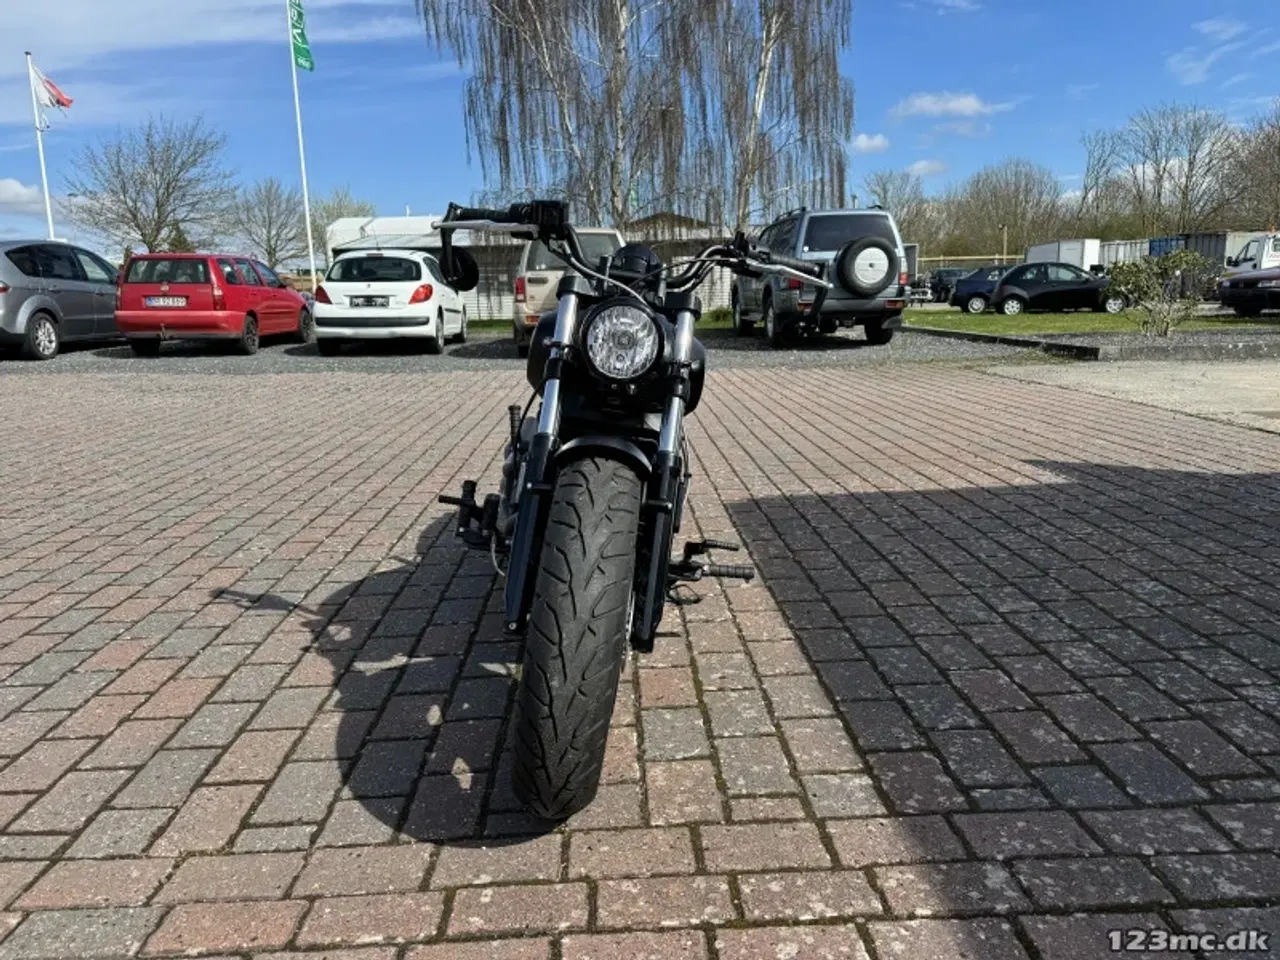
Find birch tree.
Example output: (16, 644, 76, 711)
(416, 0, 854, 231)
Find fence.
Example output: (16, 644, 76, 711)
(917, 254, 1023, 271)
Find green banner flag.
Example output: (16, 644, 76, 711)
(289, 0, 314, 71)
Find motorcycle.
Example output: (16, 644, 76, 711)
(434, 200, 828, 819)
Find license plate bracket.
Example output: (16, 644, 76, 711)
(349, 296, 389, 308)
(145, 296, 187, 308)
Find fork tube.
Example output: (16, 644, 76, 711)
(536, 292, 579, 437)
(658, 309, 695, 454)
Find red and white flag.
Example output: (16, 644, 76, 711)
(29, 60, 72, 129)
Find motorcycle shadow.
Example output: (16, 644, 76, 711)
(216, 515, 559, 849)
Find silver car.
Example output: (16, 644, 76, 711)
(0, 240, 121, 360)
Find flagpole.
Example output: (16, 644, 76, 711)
(25, 52, 56, 240)
(286, 1, 318, 291)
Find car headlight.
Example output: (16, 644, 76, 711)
(584, 304, 661, 381)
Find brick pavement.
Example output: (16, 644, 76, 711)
(0, 366, 1278, 959)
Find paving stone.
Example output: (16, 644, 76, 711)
(1204, 802, 1280, 850)
(700, 822, 830, 872)
(781, 717, 864, 772)
(876, 862, 1030, 917)
(950, 670, 1034, 711)
(251, 762, 344, 824)
(447, 882, 589, 935)
(141, 900, 305, 955)
(703, 689, 773, 737)
(954, 812, 1100, 859)
(1040, 694, 1139, 742)
(1152, 853, 1280, 902)
(296, 892, 444, 947)
(205, 729, 300, 783)
(1081, 809, 1235, 854)
(562, 930, 707, 960)
(897, 684, 980, 730)
(294, 845, 433, 896)
(738, 870, 883, 920)
(1033, 765, 1131, 809)
(640, 709, 709, 760)
(0, 863, 43, 911)
(868, 918, 1030, 960)
(595, 875, 734, 929)
(840, 701, 926, 751)
(568, 827, 695, 879)
(802, 773, 885, 817)
(1145, 719, 1263, 777)
(66, 808, 173, 859)
(111, 749, 218, 808)
(0, 907, 165, 960)
(931, 730, 1029, 787)
(761, 674, 837, 718)
(988, 712, 1086, 765)
(16, 858, 172, 909)
(155, 851, 304, 902)
(1092, 741, 1211, 803)
(716, 736, 796, 795)
(1012, 856, 1174, 909)
(970, 788, 1053, 811)
(819, 660, 892, 700)
(716, 924, 870, 960)
(406, 940, 551, 960)
(1020, 911, 1169, 960)
(150, 784, 262, 855)
(1088, 675, 1186, 722)
(430, 833, 563, 886)
(9, 770, 129, 833)
(868, 752, 967, 813)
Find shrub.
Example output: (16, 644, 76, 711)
(1107, 249, 1214, 337)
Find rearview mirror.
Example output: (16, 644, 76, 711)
(443, 247, 480, 292)
(1227, 257, 1238, 267)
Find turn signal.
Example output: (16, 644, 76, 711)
(409, 284, 435, 304)
(515, 276, 527, 303)
(315, 285, 332, 304)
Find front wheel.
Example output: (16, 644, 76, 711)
(296, 309, 316, 344)
(512, 456, 641, 821)
(863, 319, 895, 346)
(23, 313, 59, 361)
(1098, 295, 1126, 315)
(763, 298, 788, 348)
(965, 296, 988, 315)
(731, 294, 753, 336)
(237, 315, 260, 355)
(1000, 297, 1026, 316)
(453, 310, 468, 344)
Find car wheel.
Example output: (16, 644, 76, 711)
(453, 310, 468, 345)
(316, 339, 343, 357)
(763, 298, 787, 348)
(1101, 295, 1126, 314)
(295, 308, 316, 344)
(864, 319, 895, 346)
(22, 313, 59, 361)
(425, 316, 444, 355)
(130, 339, 162, 358)
(237, 315, 260, 355)
(965, 296, 988, 315)
(818, 317, 838, 335)
(731, 293, 753, 336)
(1000, 297, 1026, 316)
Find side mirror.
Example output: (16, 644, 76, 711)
(443, 247, 480, 292)
(1227, 257, 1238, 267)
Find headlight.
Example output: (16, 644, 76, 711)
(584, 304, 661, 380)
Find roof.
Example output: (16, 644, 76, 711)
(333, 247, 442, 258)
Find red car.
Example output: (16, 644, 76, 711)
(116, 253, 314, 356)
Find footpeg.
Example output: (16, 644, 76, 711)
(438, 481, 498, 550)
(668, 540, 755, 584)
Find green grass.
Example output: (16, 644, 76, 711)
(904, 309, 1276, 337)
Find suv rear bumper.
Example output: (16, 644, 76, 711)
(778, 288, 907, 320)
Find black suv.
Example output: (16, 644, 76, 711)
(731, 207, 909, 347)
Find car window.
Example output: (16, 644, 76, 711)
(235, 259, 263, 285)
(328, 256, 421, 282)
(524, 234, 620, 272)
(422, 257, 446, 284)
(771, 219, 798, 254)
(37, 245, 84, 282)
(1271, 237, 1280, 255)
(73, 249, 114, 284)
(217, 259, 242, 285)
(802, 213, 896, 252)
(255, 262, 283, 287)
(756, 226, 776, 251)
(986, 268, 1005, 281)
(1048, 265, 1085, 282)
(1239, 240, 1259, 262)
(5, 246, 43, 277)
(126, 258, 210, 284)
(1009, 264, 1045, 285)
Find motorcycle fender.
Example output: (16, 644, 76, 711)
(554, 436, 653, 479)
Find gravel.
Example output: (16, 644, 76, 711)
(1, 329, 1029, 376)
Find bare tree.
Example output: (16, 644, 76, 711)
(64, 116, 235, 251)
(696, 0, 854, 230)
(231, 178, 306, 270)
(861, 168, 945, 249)
(1232, 100, 1280, 229)
(310, 186, 377, 265)
(416, 0, 852, 231)
(943, 159, 1064, 254)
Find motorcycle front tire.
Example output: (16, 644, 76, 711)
(512, 455, 641, 820)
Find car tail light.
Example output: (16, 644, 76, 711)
(315, 285, 332, 304)
(409, 283, 435, 304)
(514, 276, 526, 303)
(0, 282, 9, 295)
(211, 284, 225, 310)
(899, 272, 909, 286)
(786, 278, 803, 290)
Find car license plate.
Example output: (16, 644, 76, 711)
(145, 296, 187, 307)
(349, 296, 389, 308)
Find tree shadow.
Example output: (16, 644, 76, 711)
(216, 514, 556, 848)
(727, 460, 1280, 953)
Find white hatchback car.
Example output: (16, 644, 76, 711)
(313, 249, 466, 355)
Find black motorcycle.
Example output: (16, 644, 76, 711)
(435, 200, 828, 819)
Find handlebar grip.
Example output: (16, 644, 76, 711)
(451, 206, 515, 223)
(702, 563, 755, 582)
(769, 253, 824, 279)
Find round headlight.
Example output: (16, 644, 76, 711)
(584, 304, 661, 381)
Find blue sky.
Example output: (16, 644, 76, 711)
(1, 0, 1277, 250)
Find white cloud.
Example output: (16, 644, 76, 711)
(1220, 72, 1251, 90)
(0, 179, 48, 218)
(1167, 40, 1245, 85)
(891, 92, 1016, 118)
(852, 133, 890, 154)
(907, 160, 947, 177)
(1194, 19, 1246, 43)
(1252, 39, 1280, 59)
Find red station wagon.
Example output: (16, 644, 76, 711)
(115, 254, 315, 356)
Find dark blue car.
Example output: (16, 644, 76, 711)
(948, 265, 1007, 314)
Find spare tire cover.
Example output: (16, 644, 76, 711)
(836, 238, 899, 298)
